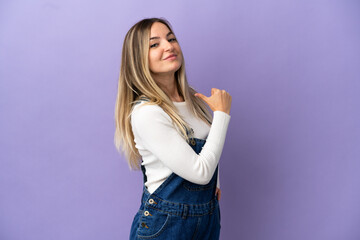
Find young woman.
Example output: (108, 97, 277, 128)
(114, 18, 232, 240)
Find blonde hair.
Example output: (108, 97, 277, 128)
(114, 18, 213, 170)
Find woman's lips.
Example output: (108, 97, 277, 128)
(164, 54, 177, 60)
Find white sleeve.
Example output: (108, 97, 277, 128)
(131, 104, 231, 185)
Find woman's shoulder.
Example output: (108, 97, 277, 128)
(132, 101, 161, 114)
(131, 101, 171, 124)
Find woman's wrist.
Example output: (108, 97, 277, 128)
(214, 109, 230, 115)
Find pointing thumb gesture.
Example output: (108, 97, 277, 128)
(195, 88, 232, 115)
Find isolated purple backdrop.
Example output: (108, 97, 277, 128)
(1, 0, 359, 239)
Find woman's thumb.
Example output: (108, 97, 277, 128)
(194, 93, 207, 101)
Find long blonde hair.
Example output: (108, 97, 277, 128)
(114, 18, 213, 170)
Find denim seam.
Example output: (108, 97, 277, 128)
(182, 181, 215, 191)
(137, 213, 171, 239)
(191, 217, 202, 240)
(145, 204, 217, 217)
(146, 194, 216, 207)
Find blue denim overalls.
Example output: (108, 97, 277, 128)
(129, 97, 221, 240)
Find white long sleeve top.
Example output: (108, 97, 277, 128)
(131, 100, 231, 194)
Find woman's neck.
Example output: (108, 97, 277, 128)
(153, 74, 184, 102)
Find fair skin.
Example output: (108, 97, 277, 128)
(148, 22, 184, 102)
(148, 22, 232, 200)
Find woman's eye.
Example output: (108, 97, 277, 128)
(150, 43, 159, 48)
(169, 38, 177, 42)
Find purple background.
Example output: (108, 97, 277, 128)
(1, 0, 359, 239)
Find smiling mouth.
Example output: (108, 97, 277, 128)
(164, 54, 177, 60)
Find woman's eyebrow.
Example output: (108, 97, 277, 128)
(150, 32, 174, 41)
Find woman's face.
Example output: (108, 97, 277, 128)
(148, 22, 182, 77)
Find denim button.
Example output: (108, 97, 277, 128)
(144, 211, 150, 216)
(190, 139, 196, 145)
(149, 199, 154, 204)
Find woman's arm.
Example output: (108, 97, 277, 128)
(131, 104, 230, 185)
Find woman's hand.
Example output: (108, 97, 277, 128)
(215, 187, 221, 201)
(194, 88, 232, 115)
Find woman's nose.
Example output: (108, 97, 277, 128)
(163, 41, 174, 51)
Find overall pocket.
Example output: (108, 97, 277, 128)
(137, 209, 171, 239)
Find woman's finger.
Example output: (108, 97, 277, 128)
(194, 93, 208, 101)
(215, 187, 221, 201)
